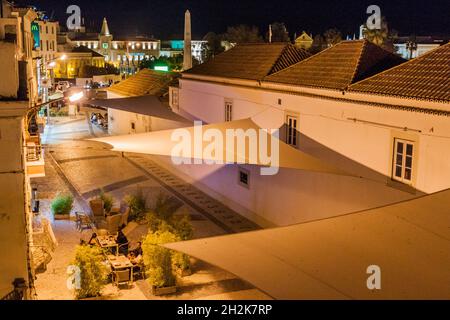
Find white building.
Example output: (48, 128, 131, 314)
(36, 20, 57, 61)
(0, 1, 44, 299)
(94, 69, 188, 136)
(393, 36, 446, 59)
(163, 40, 450, 227)
(160, 40, 208, 64)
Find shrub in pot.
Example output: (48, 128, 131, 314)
(72, 245, 108, 299)
(142, 231, 177, 295)
(51, 194, 74, 219)
(125, 188, 147, 222)
(98, 190, 114, 214)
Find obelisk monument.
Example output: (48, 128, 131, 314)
(183, 10, 193, 70)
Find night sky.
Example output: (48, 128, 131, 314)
(30, 0, 450, 39)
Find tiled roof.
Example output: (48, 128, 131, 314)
(349, 42, 450, 102)
(71, 46, 104, 57)
(265, 40, 406, 91)
(108, 69, 178, 97)
(184, 43, 311, 80)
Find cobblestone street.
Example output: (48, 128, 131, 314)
(32, 111, 270, 300)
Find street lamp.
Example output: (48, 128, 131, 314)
(28, 90, 85, 127)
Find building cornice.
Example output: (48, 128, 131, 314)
(180, 74, 450, 116)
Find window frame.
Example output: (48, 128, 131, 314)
(286, 114, 299, 147)
(224, 99, 233, 122)
(392, 138, 415, 185)
(238, 167, 250, 189)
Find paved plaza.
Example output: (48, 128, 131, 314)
(32, 111, 271, 300)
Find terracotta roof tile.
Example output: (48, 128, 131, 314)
(108, 69, 178, 97)
(349, 42, 450, 102)
(265, 40, 405, 90)
(183, 43, 311, 80)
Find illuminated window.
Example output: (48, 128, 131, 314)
(286, 115, 298, 147)
(238, 167, 250, 189)
(225, 99, 233, 122)
(102, 43, 108, 49)
(171, 88, 179, 109)
(117, 55, 121, 61)
(392, 139, 414, 184)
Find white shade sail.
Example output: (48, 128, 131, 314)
(88, 95, 190, 123)
(164, 189, 450, 300)
(92, 118, 351, 176)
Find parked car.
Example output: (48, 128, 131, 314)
(57, 81, 71, 90)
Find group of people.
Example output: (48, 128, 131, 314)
(83, 224, 143, 267)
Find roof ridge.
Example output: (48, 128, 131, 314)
(349, 40, 450, 91)
(265, 40, 352, 79)
(349, 39, 370, 87)
(268, 43, 302, 75)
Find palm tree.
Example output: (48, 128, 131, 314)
(363, 16, 389, 47)
(324, 28, 342, 47)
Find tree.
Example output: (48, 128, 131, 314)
(203, 32, 224, 59)
(324, 28, 342, 47)
(309, 34, 327, 54)
(72, 245, 108, 299)
(268, 22, 290, 42)
(363, 16, 389, 47)
(222, 25, 263, 44)
(79, 63, 119, 78)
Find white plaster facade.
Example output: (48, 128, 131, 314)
(106, 91, 188, 136)
(166, 76, 450, 226)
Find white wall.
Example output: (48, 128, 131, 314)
(107, 91, 188, 136)
(0, 42, 19, 98)
(0, 113, 32, 297)
(161, 78, 450, 226)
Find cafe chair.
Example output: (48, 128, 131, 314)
(113, 269, 132, 288)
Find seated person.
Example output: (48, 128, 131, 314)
(129, 241, 143, 257)
(87, 233, 98, 246)
(116, 225, 129, 256)
(128, 251, 143, 266)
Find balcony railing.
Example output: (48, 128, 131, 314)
(26, 143, 42, 162)
(1, 279, 27, 300)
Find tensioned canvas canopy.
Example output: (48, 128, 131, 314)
(88, 95, 189, 123)
(164, 189, 450, 300)
(92, 118, 351, 176)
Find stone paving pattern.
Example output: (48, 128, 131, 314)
(33, 112, 270, 300)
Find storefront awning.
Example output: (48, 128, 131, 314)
(88, 95, 189, 123)
(164, 189, 450, 300)
(92, 118, 351, 176)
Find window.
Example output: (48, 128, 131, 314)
(278, 98, 282, 105)
(286, 115, 298, 147)
(171, 88, 179, 109)
(238, 167, 250, 188)
(102, 42, 109, 49)
(392, 139, 414, 184)
(130, 122, 136, 132)
(225, 100, 233, 122)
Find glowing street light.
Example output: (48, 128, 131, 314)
(68, 91, 84, 102)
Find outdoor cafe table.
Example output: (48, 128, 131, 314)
(107, 254, 134, 282)
(97, 235, 118, 253)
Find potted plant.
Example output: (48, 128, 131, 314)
(71, 245, 108, 299)
(51, 194, 74, 220)
(142, 231, 177, 295)
(99, 190, 114, 214)
(124, 188, 147, 223)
